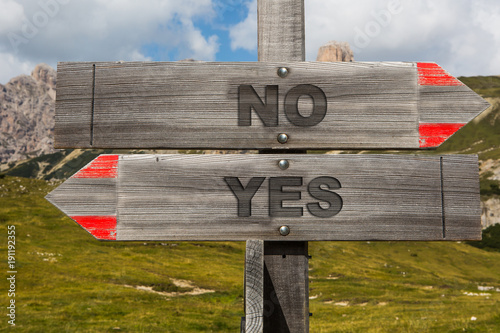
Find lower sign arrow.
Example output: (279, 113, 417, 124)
(46, 154, 481, 241)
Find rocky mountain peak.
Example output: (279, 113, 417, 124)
(32, 63, 56, 90)
(0, 64, 56, 165)
(316, 41, 354, 62)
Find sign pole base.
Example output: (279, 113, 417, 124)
(244, 241, 309, 333)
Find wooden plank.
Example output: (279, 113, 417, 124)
(441, 155, 481, 240)
(45, 154, 482, 241)
(55, 62, 94, 147)
(418, 85, 488, 123)
(45, 178, 117, 216)
(54, 61, 489, 150)
(258, 0, 304, 62)
(245, 240, 264, 333)
(263, 242, 309, 332)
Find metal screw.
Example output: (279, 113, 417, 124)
(278, 159, 289, 170)
(277, 133, 289, 144)
(277, 67, 289, 78)
(279, 226, 290, 236)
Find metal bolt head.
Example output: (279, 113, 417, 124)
(278, 159, 289, 170)
(277, 67, 289, 78)
(279, 225, 290, 236)
(277, 133, 289, 144)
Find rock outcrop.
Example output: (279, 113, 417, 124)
(316, 41, 354, 62)
(480, 159, 500, 228)
(482, 198, 500, 228)
(0, 64, 56, 164)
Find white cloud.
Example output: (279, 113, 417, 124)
(165, 16, 219, 61)
(229, 0, 257, 51)
(0, 0, 26, 35)
(0, 0, 219, 83)
(305, 0, 500, 76)
(0, 52, 36, 83)
(228, 0, 500, 76)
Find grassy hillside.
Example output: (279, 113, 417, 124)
(1, 176, 500, 332)
(0, 75, 499, 332)
(2, 149, 110, 180)
(0, 176, 244, 332)
(459, 76, 500, 98)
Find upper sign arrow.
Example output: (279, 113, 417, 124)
(55, 61, 489, 150)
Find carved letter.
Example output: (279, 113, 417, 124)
(224, 177, 266, 217)
(238, 85, 278, 126)
(269, 177, 303, 217)
(307, 176, 343, 218)
(284, 84, 327, 127)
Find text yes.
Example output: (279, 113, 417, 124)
(224, 177, 343, 218)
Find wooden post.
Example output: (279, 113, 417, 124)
(258, 0, 305, 62)
(245, 0, 309, 332)
(262, 242, 309, 332)
(244, 240, 264, 332)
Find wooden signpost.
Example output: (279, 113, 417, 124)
(46, 0, 489, 332)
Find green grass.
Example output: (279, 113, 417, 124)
(3, 149, 115, 180)
(309, 241, 500, 332)
(1, 176, 500, 332)
(459, 76, 500, 98)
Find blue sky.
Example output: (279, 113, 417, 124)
(1, 0, 500, 83)
(138, 1, 257, 62)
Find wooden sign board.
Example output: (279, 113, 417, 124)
(46, 154, 481, 241)
(55, 61, 489, 150)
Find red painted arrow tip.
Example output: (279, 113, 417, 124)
(419, 123, 465, 148)
(71, 216, 117, 240)
(417, 63, 464, 86)
(72, 155, 119, 179)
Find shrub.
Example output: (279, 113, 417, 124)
(468, 224, 500, 251)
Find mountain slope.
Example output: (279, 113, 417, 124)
(1, 149, 109, 180)
(0, 175, 499, 332)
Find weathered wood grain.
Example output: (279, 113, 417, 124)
(45, 178, 116, 216)
(258, 0, 304, 62)
(245, 240, 264, 333)
(418, 85, 488, 123)
(263, 242, 309, 332)
(55, 63, 94, 147)
(45, 154, 482, 241)
(441, 155, 481, 240)
(54, 61, 489, 150)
